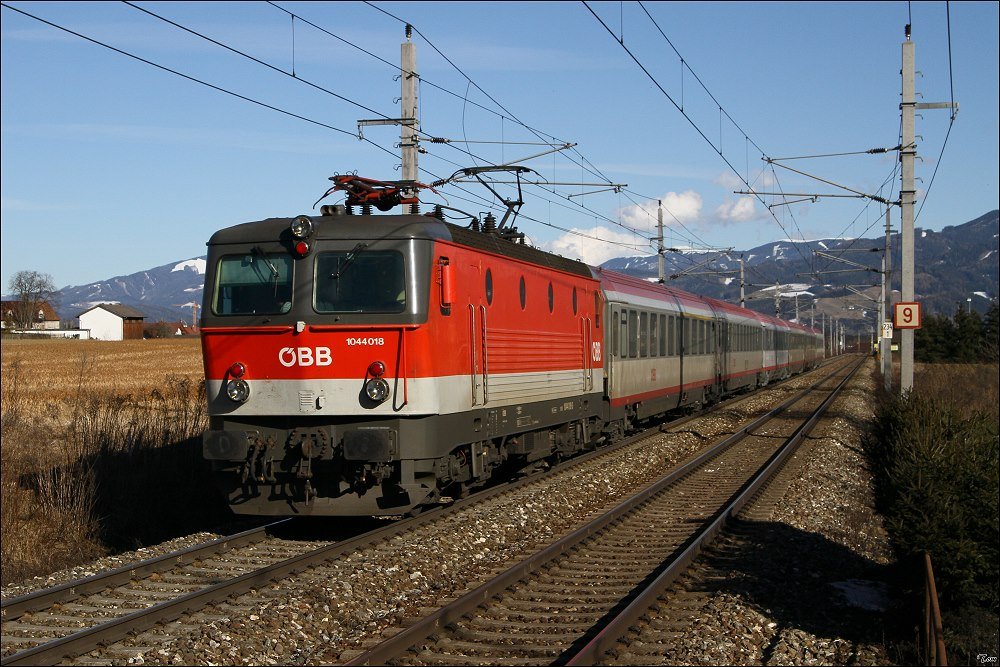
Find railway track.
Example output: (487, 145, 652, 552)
(342, 357, 863, 666)
(0, 359, 853, 666)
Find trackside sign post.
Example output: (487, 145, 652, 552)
(893, 302, 922, 329)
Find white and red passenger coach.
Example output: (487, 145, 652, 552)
(201, 206, 823, 516)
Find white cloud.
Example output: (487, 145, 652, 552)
(538, 226, 651, 266)
(713, 170, 775, 191)
(616, 190, 703, 231)
(715, 196, 758, 223)
(713, 172, 744, 190)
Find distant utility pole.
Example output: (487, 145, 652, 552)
(657, 201, 666, 282)
(899, 23, 959, 394)
(739, 257, 745, 308)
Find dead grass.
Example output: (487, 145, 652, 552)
(913, 362, 999, 420)
(0, 338, 203, 401)
(1, 337, 228, 586)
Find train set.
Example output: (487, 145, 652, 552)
(200, 177, 825, 516)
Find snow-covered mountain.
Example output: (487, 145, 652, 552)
(56, 257, 206, 324)
(601, 210, 998, 319)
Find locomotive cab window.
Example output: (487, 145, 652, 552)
(314, 250, 405, 313)
(213, 251, 293, 315)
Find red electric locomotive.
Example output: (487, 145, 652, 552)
(201, 179, 823, 516)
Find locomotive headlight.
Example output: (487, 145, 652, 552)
(290, 215, 314, 239)
(364, 378, 390, 403)
(226, 379, 251, 403)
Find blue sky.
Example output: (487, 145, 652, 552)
(2, 1, 998, 291)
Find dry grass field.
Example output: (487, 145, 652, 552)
(0, 337, 203, 402)
(1, 337, 227, 585)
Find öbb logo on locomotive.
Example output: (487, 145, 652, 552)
(277, 346, 332, 367)
(199, 174, 825, 518)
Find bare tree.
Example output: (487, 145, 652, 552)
(6, 270, 57, 329)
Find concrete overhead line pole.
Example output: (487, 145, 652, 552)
(401, 24, 419, 209)
(900, 28, 917, 393)
(900, 24, 959, 394)
(357, 25, 420, 209)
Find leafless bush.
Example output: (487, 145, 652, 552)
(1, 346, 223, 585)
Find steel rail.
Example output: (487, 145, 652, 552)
(0, 520, 290, 622)
(565, 356, 864, 665)
(344, 357, 860, 666)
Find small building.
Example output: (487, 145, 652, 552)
(144, 320, 198, 338)
(78, 304, 146, 341)
(1, 300, 60, 330)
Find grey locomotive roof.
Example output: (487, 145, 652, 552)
(206, 215, 451, 245)
(207, 213, 593, 279)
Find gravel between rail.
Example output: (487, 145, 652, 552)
(1, 358, 893, 665)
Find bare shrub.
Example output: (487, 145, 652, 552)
(865, 363, 999, 665)
(1, 357, 105, 584)
(0, 340, 227, 585)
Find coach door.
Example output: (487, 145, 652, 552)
(714, 313, 724, 391)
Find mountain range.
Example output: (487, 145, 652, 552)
(43, 209, 999, 331)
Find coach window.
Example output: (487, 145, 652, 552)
(485, 269, 494, 305)
(649, 313, 659, 358)
(658, 315, 666, 356)
(628, 310, 638, 358)
(640, 312, 649, 357)
(519, 276, 526, 310)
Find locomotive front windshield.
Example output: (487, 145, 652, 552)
(314, 249, 405, 313)
(213, 250, 293, 315)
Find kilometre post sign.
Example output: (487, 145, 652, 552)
(893, 302, 922, 329)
